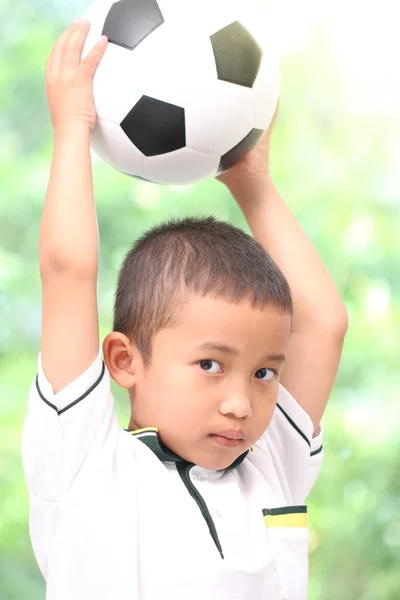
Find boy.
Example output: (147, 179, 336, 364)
(22, 21, 348, 600)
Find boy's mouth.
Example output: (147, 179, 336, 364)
(209, 429, 245, 448)
(211, 429, 245, 440)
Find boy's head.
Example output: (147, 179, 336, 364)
(103, 216, 292, 470)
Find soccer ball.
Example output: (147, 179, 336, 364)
(81, 0, 279, 185)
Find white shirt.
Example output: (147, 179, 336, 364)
(22, 349, 323, 600)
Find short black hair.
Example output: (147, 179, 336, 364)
(113, 216, 292, 367)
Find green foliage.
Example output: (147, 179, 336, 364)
(1, 0, 399, 598)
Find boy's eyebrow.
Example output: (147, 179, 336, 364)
(195, 342, 286, 362)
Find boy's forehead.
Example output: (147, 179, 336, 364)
(165, 294, 291, 348)
(182, 294, 288, 320)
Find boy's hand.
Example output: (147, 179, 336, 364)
(217, 100, 280, 187)
(45, 20, 108, 136)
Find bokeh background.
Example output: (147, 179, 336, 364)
(1, 0, 400, 598)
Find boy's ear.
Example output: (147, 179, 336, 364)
(102, 332, 140, 389)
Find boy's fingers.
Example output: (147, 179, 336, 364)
(53, 21, 88, 55)
(62, 22, 92, 72)
(54, 22, 79, 49)
(77, 37, 108, 82)
(48, 21, 90, 78)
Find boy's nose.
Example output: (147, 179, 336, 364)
(219, 391, 252, 419)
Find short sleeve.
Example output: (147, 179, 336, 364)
(22, 349, 119, 502)
(253, 384, 324, 505)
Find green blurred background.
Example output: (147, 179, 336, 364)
(1, 0, 400, 598)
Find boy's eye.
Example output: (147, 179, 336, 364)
(199, 361, 275, 381)
(199, 359, 221, 374)
(255, 368, 275, 381)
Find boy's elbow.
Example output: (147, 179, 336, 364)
(320, 306, 349, 341)
(333, 305, 349, 337)
(39, 247, 98, 279)
(303, 300, 348, 341)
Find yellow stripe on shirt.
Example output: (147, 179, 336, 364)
(264, 512, 308, 529)
(129, 427, 159, 435)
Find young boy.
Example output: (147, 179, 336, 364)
(22, 21, 348, 600)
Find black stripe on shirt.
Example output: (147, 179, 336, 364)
(35, 361, 106, 415)
(311, 444, 323, 457)
(276, 402, 311, 448)
(263, 505, 308, 517)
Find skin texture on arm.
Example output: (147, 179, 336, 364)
(39, 22, 108, 393)
(218, 104, 348, 434)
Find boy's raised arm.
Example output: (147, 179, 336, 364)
(231, 175, 348, 434)
(40, 21, 108, 393)
(219, 106, 348, 435)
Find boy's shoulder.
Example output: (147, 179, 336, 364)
(248, 384, 323, 504)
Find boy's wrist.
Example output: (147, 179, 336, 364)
(225, 169, 276, 211)
(53, 120, 92, 144)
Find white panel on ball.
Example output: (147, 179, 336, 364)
(140, 148, 220, 185)
(91, 120, 145, 175)
(191, 0, 240, 38)
(140, 24, 219, 107)
(154, 0, 187, 23)
(252, 49, 280, 130)
(92, 44, 151, 124)
(185, 80, 255, 157)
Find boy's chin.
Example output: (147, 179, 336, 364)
(192, 445, 249, 473)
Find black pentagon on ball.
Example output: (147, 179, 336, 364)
(218, 128, 264, 173)
(210, 21, 262, 88)
(102, 0, 164, 51)
(120, 95, 186, 157)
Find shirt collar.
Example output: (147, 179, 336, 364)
(128, 427, 249, 472)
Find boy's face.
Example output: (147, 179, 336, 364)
(130, 295, 291, 471)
